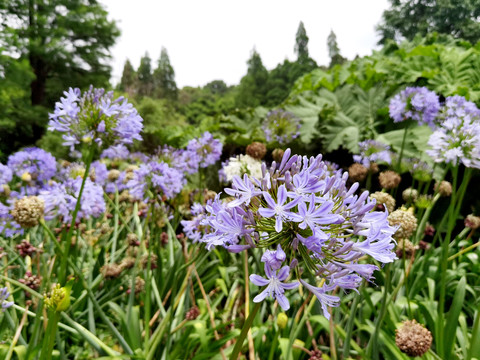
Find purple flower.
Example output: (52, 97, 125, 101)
(262, 109, 301, 145)
(389, 87, 440, 127)
(101, 145, 130, 160)
(289, 194, 343, 230)
(48, 86, 143, 151)
(0, 287, 13, 311)
(258, 184, 302, 232)
(250, 265, 299, 311)
(186, 132, 222, 168)
(353, 140, 392, 168)
(300, 279, 339, 319)
(427, 95, 480, 168)
(261, 244, 286, 271)
(7, 147, 57, 182)
(224, 175, 262, 207)
(0, 164, 12, 188)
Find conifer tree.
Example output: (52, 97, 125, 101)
(137, 53, 154, 97)
(327, 30, 346, 67)
(119, 59, 137, 95)
(235, 48, 269, 108)
(153, 47, 178, 100)
(295, 22, 310, 62)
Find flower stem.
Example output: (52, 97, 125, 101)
(230, 302, 261, 360)
(396, 125, 409, 172)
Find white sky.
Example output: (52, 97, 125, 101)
(100, 0, 389, 88)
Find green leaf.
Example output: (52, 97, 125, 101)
(444, 276, 466, 359)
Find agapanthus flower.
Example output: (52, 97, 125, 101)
(0, 164, 12, 189)
(353, 140, 392, 169)
(426, 95, 480, 168)
(126, 161, 185, 201)
(0, 202, 23, 238)
(101, 144, 130, 160)
(7, 147, 57, 182)
(39, 178, 105, 223)
(262, 109, 301, 145)
(156, 145, 199, 175)
(389, 87, 440, 127)
(220, 154, 262, 183)
(48, 86, 143, 150)
(190, 149, 397, 317)
(186, 132, 222, 168)
(0, 287, 13, 311)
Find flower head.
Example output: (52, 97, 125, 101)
(262, 109, 301, 145)
(7, 148, 57, 183)
(0, 287, 13, 311)
(186, 132, 222, 168)
(353, 140, 392, 169)
(48, 87, 143, 151)
(389, 87, 440, 127)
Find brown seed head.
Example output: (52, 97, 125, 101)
(246, 142, 267, 160)
(348, 163, 368, 182)
(11, 196, 44, 228)
(395, 319, 432, 357)
(101, 264, 123, 279)
(388, 209, 418, 240)
(465, 214, 480, 230)
(402, 188, 419, 203)
(108, 169, 121, 181)
(370, 192, 396, 213)
(435, 180, 452, 197)
(308, 349, 323, 360)
(185, 305, 200, 320)
(379, 170, 401, 190)
(395, 239, 416, 258)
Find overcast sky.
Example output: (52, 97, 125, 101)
(100, 0, 389, 88)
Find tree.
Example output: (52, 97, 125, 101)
(295, 22, 310, 61)
(235, 48, 269, 108)
(137, 53, 154, 97)
(0, 0, 120, 106)
(327, 30, 346, 67)
(377, 0, 480, 45)
(119, 59, 137, 96)
(153, 47, 178, 100)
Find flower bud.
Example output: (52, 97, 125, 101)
(277, 312, 288, 329)
(402, 188, 418, 203)
(21, 172, 32, 182)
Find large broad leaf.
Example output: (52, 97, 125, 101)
(377, 125, 433, 162)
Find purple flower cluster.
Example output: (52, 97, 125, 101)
(126, 161, 185, 202)
(101, 144, 130, 161)
(353, 140, 392, 168)
(262, 109, 301, 145)
(389, 87, 440, 127)
(40, 178, 105, 223)
(48, 86, 143, 150)
(186, 132, 223, 168)
(184, 149, 397, 317)
(7, 148, 57, 182)
(427, 96, 480, 168)
(0, 164, 12, 189)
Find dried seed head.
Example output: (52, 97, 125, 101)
(308, 349, 323, 360)
(379, 170, 401, 190)
(203, 189, 217, 202)
(11, 196, 44, 228)
(388, 209, 418, 240)
(370, 191, 396, 213)
(185, 306, 200, 320)
(101, 264, 123, 279)
(395, 239, 416, 258)
(127, 233, 139, 246)
(395, 320, 432, 357)
(246, 142, 267, 160)
(424, 223, 435, 237)
(141, 254, 158, 269)
(435, 180, 452, 197)
(369, 162, 379, 174)
(348, 163, 368, 182)
(120, 257, 136, 270)
(402, 188, 419, 203)
(108, 169, 121, 181)
(465, 214, 480, 230)
(19, 271, 42, 292)
(16, 240, 40, 258)
(272, 148, 285, 163)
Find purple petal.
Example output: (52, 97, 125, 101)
(250, 274, 270, 286)
(276, 293, 290, 311)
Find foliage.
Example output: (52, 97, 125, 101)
(137, 53, 154, 97)
(377, 0, 480, 45)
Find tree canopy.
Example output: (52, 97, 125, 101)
(377, 0, 480, 45)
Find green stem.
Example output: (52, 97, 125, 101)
(40, 311, 60, 360)
(230, 302, 261, 360)
(396, 125, 409, 173)
(59, 148, 95, 284)
(366, 263, 391, 359)
(342, 290, 361, 358)
(448, 236, 480, 261)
